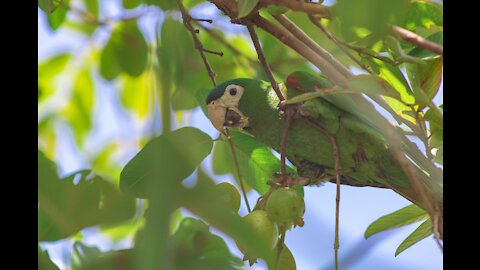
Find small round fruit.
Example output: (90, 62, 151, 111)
(266, 188, 305, 225)
(215, 182, 241, 212)
(236, 210, 279, 254)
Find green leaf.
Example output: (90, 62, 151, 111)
(47, 4, 68, 30)
(123, 0, 143, 9)
(349, 75, 402, 100)
(62, 68, 94, 146)
(38, 152, 136, 242)
(226, 131, 296, 195)
(238, 0, 260, 18)
(72, 241, 103, 269)
(403, 1, 443, 31)
(120, 127, 213, 198)
(406, 57, 442, 109)
(38, 0, 53, 14)
(395, 218, 433, 256)
(120, 71, 154, 118)
(116, 21, 148, 77)
(266, 245, 296, 270)
(38, 247, 61, 270)
(100, 21, 148, 79)
(99, 40, 122, 80)
(38, 53, 71, 102)
(365, 204, 428, 239)
(334, 0, 409, 43)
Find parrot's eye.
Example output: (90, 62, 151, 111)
(229, 88, 237, 96)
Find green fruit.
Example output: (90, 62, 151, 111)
(215, 182, 241, 212)
(235, 210, 279, 264)
(266, 188, 305, 226)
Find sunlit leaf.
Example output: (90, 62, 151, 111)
(123, 0, 143, 9)
(120, 71, 154, 118)
(365, 204, 428, 238)
(395, 218, 433, 256)
(84, 0, 98, 17)
(38, 53, 71, 102)
(403, 1, 443, 31)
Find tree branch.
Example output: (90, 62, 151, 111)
(391, 25, 443, 55)
(177, 0, 217, 86)
(246, 23, 285, 102)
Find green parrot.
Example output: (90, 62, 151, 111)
(205, 71, 438, 212)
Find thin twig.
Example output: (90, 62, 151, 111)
(177, 0, 217, 86)
(225, 129, 252, 213)
(391, 25, 443, 55)
(246, 23, 285, 102)
(304, 118, 341, 270)
(279, 107, 295, 179)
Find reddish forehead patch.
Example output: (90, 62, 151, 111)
(286, 74, 300, 88)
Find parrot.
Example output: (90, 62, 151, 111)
(204, 71, 440, 212)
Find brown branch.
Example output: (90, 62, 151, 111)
(263, 0, 330, 17)
(308, 15, 373, 74)
(391, 25, 443, 55)
(177, 0, 217, 86)
(250, 14, 350, 87)
(246, 23, 285, 102)
(273, 14, 352, 79)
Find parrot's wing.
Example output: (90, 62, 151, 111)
(285, 71, 385, 141)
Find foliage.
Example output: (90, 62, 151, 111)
(38, 0, 442, 269)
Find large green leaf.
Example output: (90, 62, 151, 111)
(395, 218, 433, 256)
(119, 127, 213, 198)
(365, 204, 428, 239)
(38, 151, 136, 242)
(38, 246, 61, 270)
(223, 131, 296, 195)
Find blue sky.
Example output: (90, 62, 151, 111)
(38, 1, 443, 269)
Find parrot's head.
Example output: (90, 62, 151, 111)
(205, 78, 281, 133)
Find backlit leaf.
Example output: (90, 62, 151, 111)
(395, 218, 433, 256)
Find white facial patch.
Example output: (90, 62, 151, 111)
(207, 84, 248, 132)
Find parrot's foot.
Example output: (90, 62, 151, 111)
(272, 172, 310, 187)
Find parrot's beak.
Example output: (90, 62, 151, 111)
(207, 102, 227, 132)
(207, 102, 249, 132)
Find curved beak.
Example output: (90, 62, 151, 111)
(207, 102, 227, 132)
(207, 102, 248, 132)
